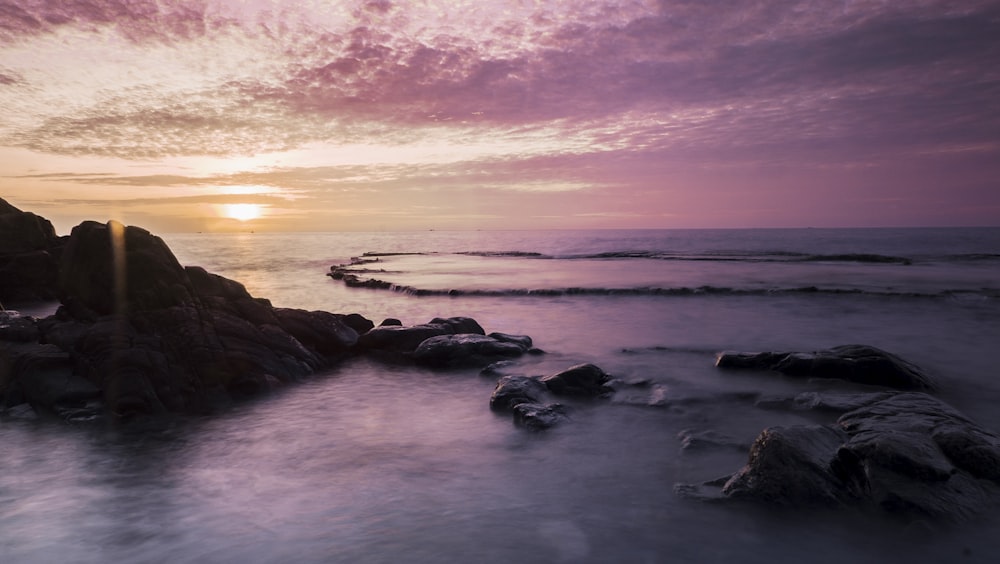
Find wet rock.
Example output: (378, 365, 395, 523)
(356, 316, 491, 355)
(721, 425, 854, 507)
(716, 344, 935, 391)
(480, 360, 520, 378)
(412, 333, 527, 368)
(488, 332, 533, 349)
(1, 341, 103, 417)
(677, 429, 748, 452)
(541, 363, 614, 397)
(490, 375, 548, 410)
(340, 313, 375, 335)
(755, 391, 897, 413)
(430, 316, 485, 335)
(273, 308, 360, 356)
(512, 402, 567, 430)
(680, 393, 1000, 522)
(356, 323, 454, 354)
(0, 310, 39, 342)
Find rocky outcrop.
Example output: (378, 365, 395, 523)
(1, 207, 543, 422)
(715, 344, 935, 391)
(0, 198, 64, 303)
(677, 392, 1000, 522)
(3, 219, 368, 420)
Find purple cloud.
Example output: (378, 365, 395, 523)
(0, 0, 231, 44)
(2, 0, 999, 200)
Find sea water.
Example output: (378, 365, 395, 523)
(3, 228, 1000, 563)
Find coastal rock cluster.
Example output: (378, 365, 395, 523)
(675, 346, 1000, 523)
(0, 199, 537, 420)
(4, 198, 1000, 525)
(488, 363, 615, 429)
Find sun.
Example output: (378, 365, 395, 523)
(221, 203, 262, 222)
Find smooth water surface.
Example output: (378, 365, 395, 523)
(3, 228, 1000, 563)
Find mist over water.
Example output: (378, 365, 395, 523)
(4, 228, 1000, 562)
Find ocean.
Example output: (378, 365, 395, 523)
(3, 227, 1000, 563)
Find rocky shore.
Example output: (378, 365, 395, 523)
(1, 199, 538, 420)
(3, 197, 1000, 525)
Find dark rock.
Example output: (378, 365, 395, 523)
(12, 343, 102, 416)
(480, 360, 520, 378)
(681, 393, 1000, 522)
(716, 344, 935, 391)
(273, 308, 359, 356)
(0, 197, 64, 302)
(490, 375, 548, 410)
(677, 429, 748, 452)
(0, 310, 40, 342)
(721, 425, 854, 507)
(512, 402, 566, 430)
(541, 363, 613, 397)
(0, 198, 59, 254)
(340, 313, 374, 335)
(379, 318, 402, 327)
(356, 323, 454, 354)
(412, 334, 527, 368)
(8, 215, 382, 418)
(59, 220, 194, 315)
(430, 316, 485, 335)
(755, 391, 897, 413)
(488, 332, 533, 349)
(355, 317, 491, 355)
(3, 204, 537, 423)
(185, 265, 253, 301)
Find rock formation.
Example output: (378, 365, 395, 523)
(715, 344, 935, 391)
(487, 363, 613, 430)
(0, 200, 539, 422)
(0, 198, 64, 303)
(678, 391, 1000, 523)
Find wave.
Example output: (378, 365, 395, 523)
(347, 248, 1000, 266)
(358, 249, 926, 265)
(325, 272, 999, 300)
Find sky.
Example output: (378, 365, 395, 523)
(1, 0, 999, 233)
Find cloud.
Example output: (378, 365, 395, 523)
(1, 0, 999, 169)
(0, 0, 232, 44)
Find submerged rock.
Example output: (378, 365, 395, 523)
(677, 429, 749, 453)
(716, 344, 935, 391)
(487, 363, 614, 431)
(541, 363, 614, 397)
(413, 333, 529, 368)
(490, 375, 548, 411)
(679, 393, 1000, 522)
(356, 319, 464, 354)
(512, 401, 567, 430)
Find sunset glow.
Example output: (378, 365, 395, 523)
(0, 1, 998, 233)
(220, 204, 263, 222)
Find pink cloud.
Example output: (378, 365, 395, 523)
(0, 0, 232, 44)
